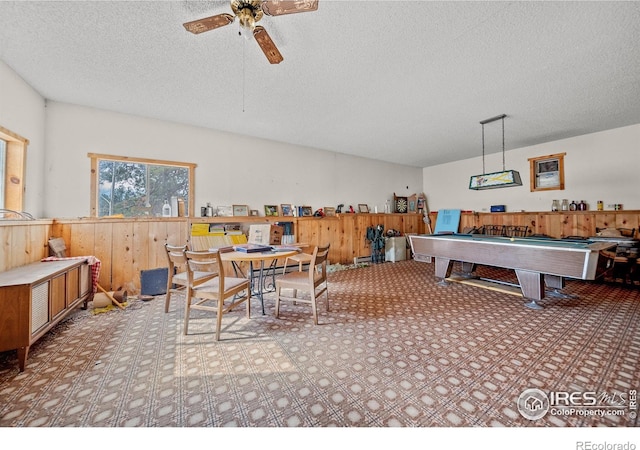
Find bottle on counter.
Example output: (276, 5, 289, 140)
(561, 199, 569, 211)
(569, 200, 577, 211)
(578, 200, 587, 211)
(205, 202, 214, 217)
(597, 200, 604, 211)
(162, 200, 171, 217)
(552, 200, 560, 212)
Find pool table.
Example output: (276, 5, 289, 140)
(408, 234, 616, 309)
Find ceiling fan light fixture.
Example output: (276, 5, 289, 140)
(237, 8, 257, 39)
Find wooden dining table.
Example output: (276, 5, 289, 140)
(220, 248, 300, 315)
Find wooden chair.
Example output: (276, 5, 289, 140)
(164, 243, 216, 313)
(275, 244, 330, 325)
(282, 244, 314, 273)
(184, 250, 251, 340)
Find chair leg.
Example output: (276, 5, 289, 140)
(246, 286, 251, 318)
(311, 292, 318, 325)
(183, 289, 192, 335)
(215, 299, 224, 341)
(274, 285, 281, 318)
(325, 285, 329, 312)
(164, 289, 172, 313)
(164, 273, 173, 313)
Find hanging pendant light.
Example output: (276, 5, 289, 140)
(469, 114, 522, 190)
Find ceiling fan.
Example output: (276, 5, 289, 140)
(183, 0, 319, 64)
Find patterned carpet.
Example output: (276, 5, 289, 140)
(1, 260, 638, 430)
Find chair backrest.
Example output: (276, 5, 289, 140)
(308, 244, 330, 281)
(165, 243, 188, 271)
(185, 250, 223, 289)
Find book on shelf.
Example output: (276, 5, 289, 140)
(229, 234, 248, 245)
(234, 244, 272, 253)
(270, 245, 301, 253)
(209, 245, 234, 253)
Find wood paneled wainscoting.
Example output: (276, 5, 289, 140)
(2, 214, 425, 292)
(188, 213, 425, 268)
(5, 211, 636, 292)
(428, 210, 640, 238)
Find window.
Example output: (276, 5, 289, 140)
(88, 153, 196, 217)
(0, 125, 29, 215)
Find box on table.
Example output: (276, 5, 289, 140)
(248, 224, 284, 245)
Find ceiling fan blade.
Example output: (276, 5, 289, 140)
(183, 13, 235, 34)
(253, 26, 283, 64)
(261, 0, 319, 16)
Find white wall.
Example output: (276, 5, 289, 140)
(423, 123, 640, 213)
(0, 60, 46, 216)
(43, 102, 423, 218)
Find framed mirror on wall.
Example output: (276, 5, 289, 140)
(528, 152, 566, 192)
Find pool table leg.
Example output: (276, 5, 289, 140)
(434, 257, 454, 285)
(515, 269, 545, 309)
(544, 274, 578, 299)
(459, 262, 477, 278)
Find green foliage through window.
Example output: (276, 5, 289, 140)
(98, 160, 190, 217)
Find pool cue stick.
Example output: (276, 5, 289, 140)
(422, 196, 433, 234)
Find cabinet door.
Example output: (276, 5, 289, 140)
(31, 281, 50, 333)
(66, 267, 80, 307)
(50, 273, 67, 319)
(80, 264, 92, 297)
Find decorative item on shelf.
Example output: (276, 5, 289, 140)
(313, 208, 325, 217)
(280, 204, 293, 216)
(417, 195, 426, 213)
(206, 202, 214, 217)
(561, 199, 569, 211)
(597, 200, 604, 211)
(250, 209, 259, 216)
(469, 114, 522, 190)
(162, 200, 172, 217)
(300, 206, 313, 217)
(264, 205, 278, 216)
(336, 204, 344, 214)
(578, 200, 588, 211)
(552, 200, 559, 212)
(408, 193, 417, 213)
(384, 200, 390, 214)
(233, 204, 249, 216)
(170, 196, 178, 217)
(348, 205, 355, 214)
(569, 200, 577, 211)
(217, 205, 233, 217)
(393, 193, 408, 213)
(324, 207, 336, 216)
(358, 204, 369, 213)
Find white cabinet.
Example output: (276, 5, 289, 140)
(385, 237, 407, 262)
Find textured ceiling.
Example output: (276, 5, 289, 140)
(1, 1, 639, 168)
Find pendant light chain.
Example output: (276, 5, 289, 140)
(501, 115, 505, 171)
(481, 123, 486, 175)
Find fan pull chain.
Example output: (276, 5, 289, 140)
(242, 38, 246, 113)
